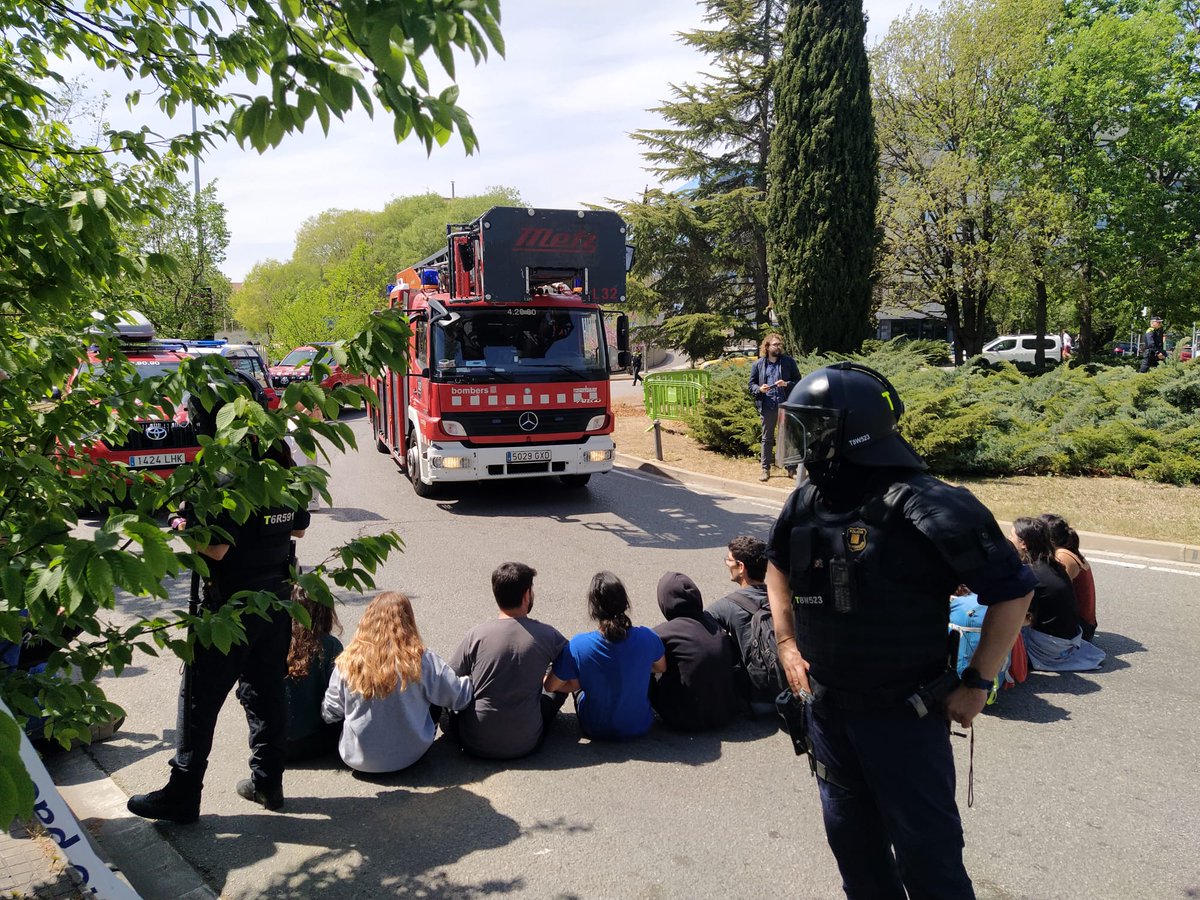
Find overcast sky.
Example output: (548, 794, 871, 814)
(151, 1, 933, 280)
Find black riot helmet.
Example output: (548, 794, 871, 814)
(775, 362, 926, 470)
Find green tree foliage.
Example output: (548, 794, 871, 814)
(1012, 0, 1200, 360)
(125, 177, 234, 339)
(237, 189, 522, 354)
(658, 313, 745, 366)
(767, 0, 879, 353)
(619, 0, 784, 332)
(872, 0, 1058, 361)
(0, 0, 501, 820)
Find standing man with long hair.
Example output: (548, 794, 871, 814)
(748, 333, 801, 482)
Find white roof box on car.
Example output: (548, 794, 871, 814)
(89, 310, 156, 341)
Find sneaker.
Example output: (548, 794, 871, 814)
(236, 778, 284, 812)
(759, 469, 770, 482)
(127, 787, 200, 824)
(785, 467, 797, 478)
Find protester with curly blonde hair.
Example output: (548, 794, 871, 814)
(321, 592, 473, 773)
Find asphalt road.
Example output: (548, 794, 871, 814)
(85, 411, 1200, 899)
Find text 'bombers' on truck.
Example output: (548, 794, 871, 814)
(368, 207, 632, 497)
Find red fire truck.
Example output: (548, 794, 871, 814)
(368, 207, 631, 496)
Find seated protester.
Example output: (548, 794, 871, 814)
(705, 536, 775, 714)
(448, 562, 570, 759)
(285, 585, 343, 761)
(1039, 513, 1098, 642)
(546, 572, 666, 740)
(649, 572, 740, 732)
(1011, 518, 1104, 672)
(322, 592, 472, 773)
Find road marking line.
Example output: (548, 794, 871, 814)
(1091, 558, 1200, 578)
(1147, 565, 1200, 577)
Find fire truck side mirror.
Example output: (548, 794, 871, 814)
(625, 244, 635, 273)
(616, 314, 629, 352)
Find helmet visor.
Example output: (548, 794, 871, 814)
(776, 406, 843, 467)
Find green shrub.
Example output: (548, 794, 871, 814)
(684, 344, 1200, 484)
(686, 363, 760, 456)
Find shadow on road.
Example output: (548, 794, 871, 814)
(987, 629, 1144, 724)
(181, 787, 526, 899)
(430, 475, 778, 553)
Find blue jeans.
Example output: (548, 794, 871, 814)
(807, 701, 975, 900)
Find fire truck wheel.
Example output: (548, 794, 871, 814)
(406, 430, 438, 498)
(376, 431, 389, 454)
(559, 474, 591, 489)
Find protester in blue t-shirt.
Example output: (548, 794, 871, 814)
(547, 572, 666, 740)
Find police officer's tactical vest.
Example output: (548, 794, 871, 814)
(208, 505, 300, 604)
(786, 473, 1003, 697)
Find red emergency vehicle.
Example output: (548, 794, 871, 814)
(270, 342, 366, 392)
(368, 207, 631, 496)
(67, 313, 202, 478)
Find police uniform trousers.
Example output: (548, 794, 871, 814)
(168, 599, 291, 797)
(807, 700, 975, 900)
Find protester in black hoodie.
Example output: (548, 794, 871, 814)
(649, 572, 741, 731)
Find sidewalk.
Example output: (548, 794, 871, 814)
(0, 820, 86, 899)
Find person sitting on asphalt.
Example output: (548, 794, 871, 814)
(705, 535, 776, 715)
(1010, 517, 1104, 672)
(545, 572, 666, 740)
(649, 572, 741, 732)
(284, 584, 343, 762)
(1039, 513, 1098, 642)
(321, 592, 473, 774)
(446, 562, 571, 759)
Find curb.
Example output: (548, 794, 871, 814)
(45, 751, 215, 900)
(613, 453, 1200, 566)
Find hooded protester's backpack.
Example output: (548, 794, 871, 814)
(728, 588, 781, 695)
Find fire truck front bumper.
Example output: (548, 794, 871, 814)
(423, 437, 616, 482)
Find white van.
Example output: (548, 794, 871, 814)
(980, 334, 1064, 364)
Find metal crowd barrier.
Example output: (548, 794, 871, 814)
(642, 370, 712, 421)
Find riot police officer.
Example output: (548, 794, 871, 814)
(764, 362, 1035, 899)
(128, 373, 310, 823)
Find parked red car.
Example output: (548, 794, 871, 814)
(269, 342, 365, 391)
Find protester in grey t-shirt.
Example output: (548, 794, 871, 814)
(448, 562, 570, 759)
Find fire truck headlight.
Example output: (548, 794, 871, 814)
(433, 455, 472, 470)
(586, 449, 613, 463)
(585, 414, 607, 431)
(441, 419, 467, 437)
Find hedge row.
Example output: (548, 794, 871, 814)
(687, 341, 1200, 485)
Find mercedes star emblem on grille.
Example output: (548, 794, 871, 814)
(143, 422, 169, 441)
(518, 412, 539, 432)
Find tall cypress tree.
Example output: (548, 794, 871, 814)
(767, 0, 879, 353)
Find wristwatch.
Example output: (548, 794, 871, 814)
(960, 667, 992, 692)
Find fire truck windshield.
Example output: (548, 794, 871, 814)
(432, 308, 606, 383)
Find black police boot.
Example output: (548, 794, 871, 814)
(127, 784, 200, 824)
(236, 778, 284, 812)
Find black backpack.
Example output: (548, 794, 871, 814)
(728, 588, 781, 695)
